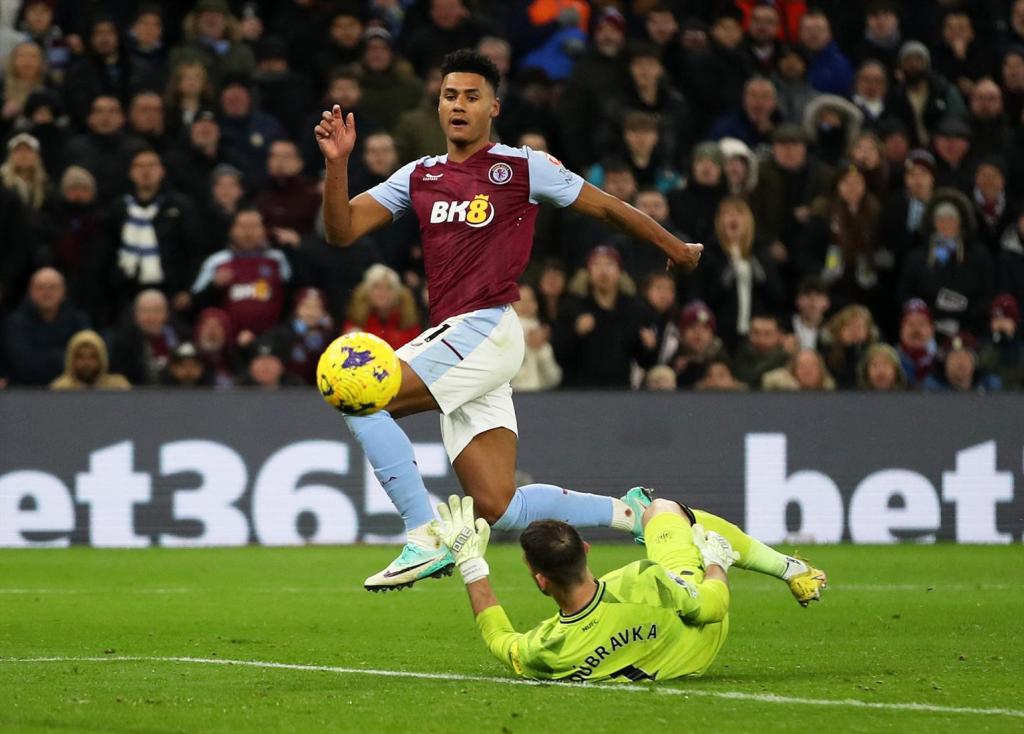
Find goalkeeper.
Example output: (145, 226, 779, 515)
(434, 494, 826, 682)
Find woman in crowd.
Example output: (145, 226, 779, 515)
(343, 264, 422, 349)
(820, 303, 880, 389)
(857, 343, 908, 391)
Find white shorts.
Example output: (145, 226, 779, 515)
(396, 305, 525, 462)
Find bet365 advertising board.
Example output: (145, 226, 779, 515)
(1, 391, 1021, 547)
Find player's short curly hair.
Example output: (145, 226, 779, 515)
(520, 520, 588, 588)
(440, 48, 501, 93)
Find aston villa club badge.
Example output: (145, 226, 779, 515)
(488, 162, 513, 185)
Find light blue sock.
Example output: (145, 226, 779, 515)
(344, 411, 434, 531)
(492, 483, 614, 531)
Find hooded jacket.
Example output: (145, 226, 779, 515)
(50, 329, 131, 390)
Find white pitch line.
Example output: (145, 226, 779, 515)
(0, 582, 1011, 595)
(3, 655, 1022, 720)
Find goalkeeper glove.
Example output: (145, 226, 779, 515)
(434, 494, 491, 585)
(692, 523, 740, 572)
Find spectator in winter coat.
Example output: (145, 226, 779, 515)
(192, 307, 243, 387)
(158, 341, 213, 387)
(971, 158, 1016, 255)
(255, 140, 321, 245)
(798, 10, 853, 97)
(899, 189, 994, 337)
(511, 283, 561, 392)
(668, 141, 727, 247)
(819, 304, 879, 389)
(261, 287, 334, 385)
(2, 267, 89, 386)
(44, 167, 104, 319)
(553, 246, 657, 388)
(884, 41, 967, 149)
(168, 0, 255, 88)
(164, 108, 250, 204)
(731, 312, 790, 388)
(700, 197, 786, 351)
(100, 148, 202, 324)
(358, 28, 423, 128)
(852, 60, 889, 129)
(216, 78, 286, 190)
(343, 264, 422, 350)
(978, 294, 1024, 390)
(50, 329, 130, 390)
(709, 76, 780, 150)
(60, 95, 144, 206)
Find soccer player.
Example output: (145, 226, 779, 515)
(435, 494, 828, 682)
(315, 49, 704, 591)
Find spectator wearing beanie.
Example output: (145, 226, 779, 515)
(164, 107, 251, 204)
(979, 294, 1024, 389)
(896, 298, 938, 387)
(931, 116, 975, 194)
(857, 343, 908, 391)
(237, 335, 305, 388)
(671, 300, 728, 389)
(50, 329, 131, 390)
(900, 189, 994, 336)
(553, 246, 656, 388)
(46, 166, 104, 318)
(885, 41, 967, 149)
(358, 28, 422, 128)
(192, 306, 244, 388)
(159, 341, 214, 387)
(343, 264, 422, 350)
(668, 141, 727, 246)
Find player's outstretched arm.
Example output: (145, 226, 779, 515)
(434, 495, 526, 675)
(569, 182, 703, 272)
(315, 104, 392, 246)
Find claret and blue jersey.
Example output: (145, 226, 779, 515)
(366, 143, 584, 325)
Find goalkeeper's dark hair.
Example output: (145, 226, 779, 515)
(520, 520, 588, 588)
(440, 48, 501, 93)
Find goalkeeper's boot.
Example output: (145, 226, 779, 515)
(785, 555, 828, 607)
(364, 527, 454, 592)
(621, 487, 654, 545)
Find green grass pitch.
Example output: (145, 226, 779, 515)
(2, 544, 1021, 733)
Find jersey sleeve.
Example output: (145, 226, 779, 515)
(526, 147, 584, 207)
(476, 606, 526, 676)
(364, 159, 417, 219)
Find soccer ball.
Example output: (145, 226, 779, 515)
(317, 332, 402, 415)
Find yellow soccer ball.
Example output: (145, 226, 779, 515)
(316, 332, 402, 415)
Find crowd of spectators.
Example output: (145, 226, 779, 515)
(1, 0, 1023, 393)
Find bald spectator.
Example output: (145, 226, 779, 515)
(709, 76, 780, 150)
(968, 79, 1011, 159)
(61, 95, 144, 205)
(798, 10, 853, 97)
(2, 267, 89, 386)
(255, 140, 321, 245)
(108, 289, 181, 385)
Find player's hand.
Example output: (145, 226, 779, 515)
(692, 523, 739, 572)
(434, 494, 491, 585)
(314, 104, 357, 162)
(664, 239, 703, 273)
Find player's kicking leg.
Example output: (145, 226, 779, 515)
(349, 360, 455, 592)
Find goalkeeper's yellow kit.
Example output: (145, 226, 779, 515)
(475, 513, 730, 682)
